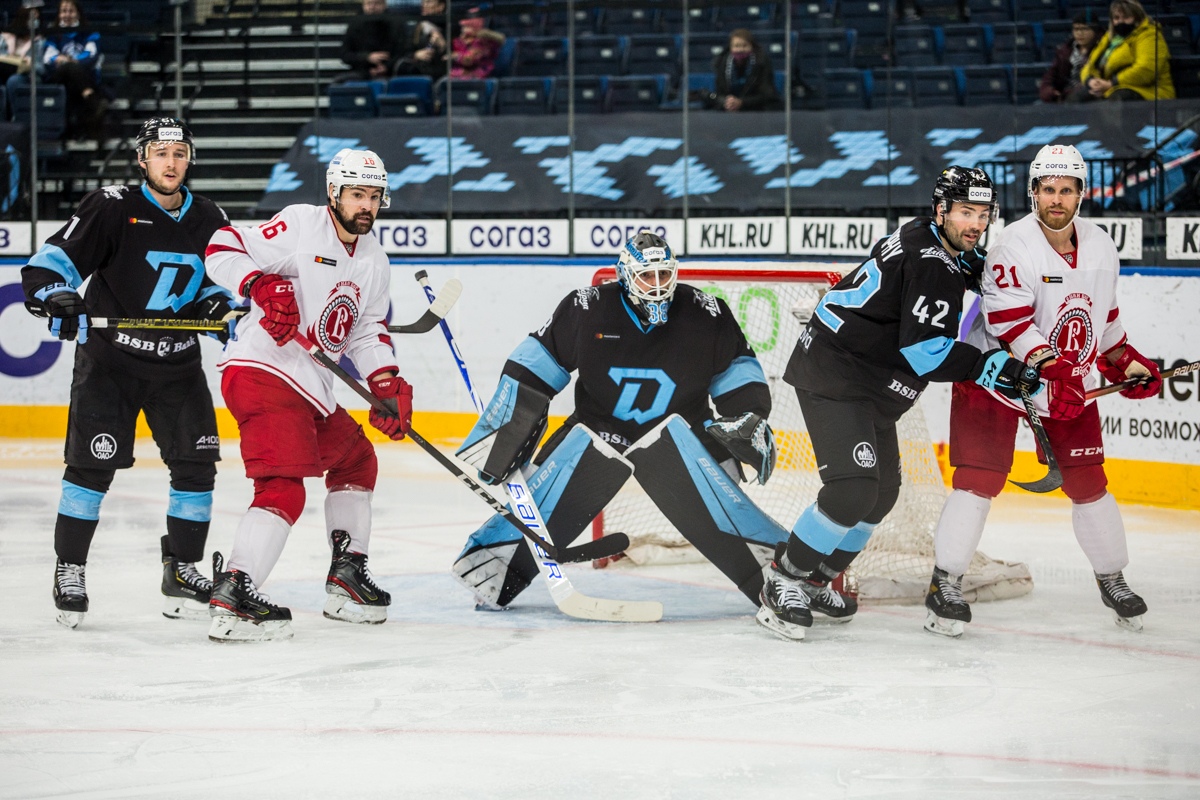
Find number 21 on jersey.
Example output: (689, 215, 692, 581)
(814, 259, 881, 332)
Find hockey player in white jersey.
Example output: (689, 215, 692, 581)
(926, 144, 1162, 637)
(202, 148, 412, 642)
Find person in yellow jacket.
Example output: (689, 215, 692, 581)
(1077, 0, 1175, 101)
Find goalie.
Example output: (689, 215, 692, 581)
(452, 231, 799, 613)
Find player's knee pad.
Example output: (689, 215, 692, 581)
(326, 430, 378, 492)
(951, 465, 1007, 498)
(167, 459, 216, 493)
(864, 481, 900, 525)
(625, 415, 787, 603)
(452, 424, 634, 608)
(63, 465, 115, 495)
(251, 476, 305, 525)
(1060, 464, 1107, 502)
(816, 476, 880, 529)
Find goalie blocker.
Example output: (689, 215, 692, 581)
(453, 414, 787, 609)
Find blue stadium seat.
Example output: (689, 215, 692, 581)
(793, 0, 838, 29)
(512, 36, 569, 77)
(436, 78, 497, 115)
(912, 65, 962, 105)
(715, 3, 779, 31)
(495, 76, 555, 114)
(545, 5, 600, 36)
(941, 23, 992, 66)
(872, 67, 916, 106)
(757, 29, 800, 71)
(489, 8, 545, 38)
(1011, 61, 1049, 102)
(893, 25, 941, 67)
(554, 75, 609, 113)
(1159, 15, 1198, 55)
(626, 34, 681, 79)
(838, 0, 895, 39)
(1012, 0, 1063, 22)
(607, 74, 668, 112)
(12, 84, 68, 148)
(990, 22, 1041, 63)
(961, 64, 1012, 102)
(602, 5, 661, 35)
(386, 76, 433, 113)
(966, 0, 1013, 23)
(684, 33, 729, 74)
(573, 35, 628, 76)
(796, 28, 855, 78)
(823, 67, 871, 108)
(328, 82, 380, 119)
(660, 4, 719, 33)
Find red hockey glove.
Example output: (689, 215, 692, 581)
(246, 272, 299, 346)
(369, 376, 413, 441)
(1039, 357, 1086, 420)
(1100, 344, 1161, 400)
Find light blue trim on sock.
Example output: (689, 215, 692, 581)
(790, 503, 851, 555)
(168, 489, 213, 522)
(839, 521, 877, 553)
(59, 481, 105, 521)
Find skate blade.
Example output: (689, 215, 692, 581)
(813, 610, 856, 624)
(56, 609, 85, 629)
(162, 595, 210, 620)
(323, 593, 387, 625)
(1112, 611, 1144, 632)
(207, 613, 293, 642)
(755, 605, 806, 641)
(923, 609, 965, 638)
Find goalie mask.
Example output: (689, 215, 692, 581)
(616, 231, 678, 328)
(327, 148, 391, 209)
(1028, 143, 1087, 225)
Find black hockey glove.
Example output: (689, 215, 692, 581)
(706, 412, 777, 485)
(28, 283, 89, 343)
(957, 246, 986, 294)
(194, 294, 245, 344)
(970, 349, 1041, 400)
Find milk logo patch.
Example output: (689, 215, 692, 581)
(853, 441, 876, 468)
(91, 434, 117, 460)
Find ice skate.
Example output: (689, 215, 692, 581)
(924, 567, 972, 638)
(161, 535, 213, 620)
(323, 530, 390, 624)
(756, 555, 813, 641)
(53, 559, 88, 629)
(207, 552, 293, 642)
(1096, 571, 1146, 632)
(802, 578, 857, 623)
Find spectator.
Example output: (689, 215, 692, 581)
(1078, 0, 1175, 101)
(395, 0, 449, 78)
(449, 11, 504, 80)
(1039, 13, 1104, 102)
(338, 0, 406, 82)
(41, 0, 106, 140)
(0, 7, 43, 115)
(708, 29, 781, 112)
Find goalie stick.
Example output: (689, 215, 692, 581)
(1086, 360, 1200, 400)
(415, 273, 662, 623)
(1010, 386, 1063, 494)
(386, 278, 462, 334)
(287, 331, 631, 568)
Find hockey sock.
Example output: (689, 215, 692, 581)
(786, 503, 851, 572)
(325, 486, 372, 554)
(54, 480, 107, 564)
(1071, 492, 1129, 575)
(227, 507, 291, 586)
(815, 521, 877, 580)
(166, 487, 214, 563)
(933, 489, 992, 577)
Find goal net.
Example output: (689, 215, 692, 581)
(590, 265, 1033, 605)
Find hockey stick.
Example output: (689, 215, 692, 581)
(386, 278, 462, 334)
(1010, 386, 1063, 494)
(414, 275, 660, 622)
(1085, 360, 1200, 400)
(288, 331, 629, 567)
(416, 270, 483, 410)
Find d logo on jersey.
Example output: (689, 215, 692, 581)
(608, 368, 676, 424)
(145, 251, 205, 312)
(318, 295, 360, 352)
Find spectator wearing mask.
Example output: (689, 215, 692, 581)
(42, 0, 106, 140)
(1039, 13, 1104, 102)
(338, 0, 406, 82)
(708, 29, 781, 112)
(449, 11, 504, 80)
(1078, 0, 1175, 101)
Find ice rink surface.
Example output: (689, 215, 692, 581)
(1, 437, 1198, 799)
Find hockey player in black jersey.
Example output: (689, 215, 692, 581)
(451, 231, 789, 610)
(21, 117, 237, 629)
(757, 167, 1045, 641)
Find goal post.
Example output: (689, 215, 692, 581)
(589, 264, 1033, 605)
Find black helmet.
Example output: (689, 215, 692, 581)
(932, 165, 996, 218)
(134, 117, 195, 164)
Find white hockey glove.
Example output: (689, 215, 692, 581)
(706, 412, 777, 485)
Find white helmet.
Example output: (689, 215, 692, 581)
(1028, 144, 1087, 215)
(616, 230, 678, 327)
(326, 148, 391, 208)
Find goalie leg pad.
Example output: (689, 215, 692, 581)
(456, 376, 550, 484)
(625, 415, 788, 603)
(452, 424, 634, 607)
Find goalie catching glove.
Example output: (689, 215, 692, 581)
(456, 376, 550, 485)
(706, 411, 777, 485)
(1098, 342, 1161, 400)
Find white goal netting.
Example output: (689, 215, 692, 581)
(591, 266, 1032, 605)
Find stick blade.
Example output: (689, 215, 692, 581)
(428, 278, 462, 318)
(556, 594, 664, 623)
(1010, 468, 1063, 494)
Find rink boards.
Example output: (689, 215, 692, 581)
(1, 261, 1197, 509)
